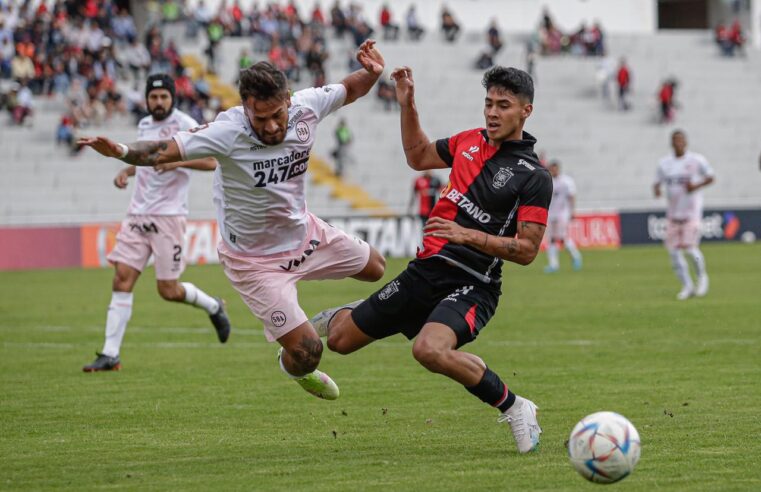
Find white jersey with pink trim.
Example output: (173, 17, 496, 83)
(128, 109, 200, 216)
(548, 173, 576, 221)
(173, 84, 347, 255)
(655, 151, 715, 221)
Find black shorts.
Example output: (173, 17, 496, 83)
(351, 257, 501, 348)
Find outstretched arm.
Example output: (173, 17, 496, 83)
(342, 39, 385, 105)
(154, 157, 218, 174)
(77, 136, 183, 167)
(424, 218, 546, 266)
(391, 66, 447, 171)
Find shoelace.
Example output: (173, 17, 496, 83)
(497, 413, 527, 439)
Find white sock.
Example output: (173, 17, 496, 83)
(101, 291, 133, 357)
(565, 238, 582, 262)
(686, 247, 707, 278)
(181, 282, 219, 314)
(547, 242, 559, 269)
(669, 249, 694, 290)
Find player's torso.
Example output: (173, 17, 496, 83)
(660, 153, 704, 218)
(130, 111, 195, 215)
(549, 175, 573, 218)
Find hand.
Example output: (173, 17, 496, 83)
(77, 136, 123, 158)
(356, 39, 384, 75)
(113, 169, 130, 189)
(390, 66, 414, 107)
(424, 217, 474, 245)
(154, 162, 179, 174)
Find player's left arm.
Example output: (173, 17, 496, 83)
(77, 136, 182, 166)
(154, 157, 218, 174)
(686, 175, 714, 193)
(686, 155, 715, 192)
(341, 39, 384, 105)
(424, 218, 545, 266)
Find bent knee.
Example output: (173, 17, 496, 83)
(326, 332, 354, 355)
(157, 283, 184, 301)
(291, 339, 324, 373)
(365, 252, 386, 281)
(412, 341, 446, 371)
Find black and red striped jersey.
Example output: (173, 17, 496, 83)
(418, 128, 552, 284)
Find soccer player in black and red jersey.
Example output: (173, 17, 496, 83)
(311, 66, 552, 453)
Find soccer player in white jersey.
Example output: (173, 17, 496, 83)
(82, 74, 231, 372)
(654, 130, 715, 300)
(545, 161, 582, 273)
(78, 41, 387, 399)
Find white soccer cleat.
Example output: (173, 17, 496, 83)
(676, 286, 694, 301)
(695, 275, 709, 297)
(498, 395, 542, 453)
(310, 299, 363, 337)
(277, 348, 340, 400)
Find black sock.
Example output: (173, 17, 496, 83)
(466, 368, 516, 412)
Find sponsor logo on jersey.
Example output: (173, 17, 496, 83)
(250, 143, 266, 151)
(252, 149, 310, 171)
(129, 222, 159, 234)
(461, 151, 474, 161)
(295, 121, 310, 142)
(271, 311, 287, 327)
(492, 168, 513, 189)
(517, 159, 535, 171)
(279, 239, 320, 271)
(444, 188, 492, 223)
(378, 280, 400, 300)
(287, 109, 305, 129)
(468, 145, 479, 153)
(442, 285, 474, 302)
(323, 86, 333, 93)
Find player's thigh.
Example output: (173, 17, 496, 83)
(300, 214, 372, 281)
(150, 216, 186, 281)
(666, 220, 685, 250)
(218, 248, 307, 342)
(108, 217, 152, 274)
(427, 283, 500, 349)
(683, 220, 702, 248)
(350, 266, 432, 341)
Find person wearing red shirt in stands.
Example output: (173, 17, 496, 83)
(616, 57, 631, 111)
(410, 170, 442, 225)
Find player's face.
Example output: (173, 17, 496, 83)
(672, 133, 687, 156)
(483, 87, 532, 145)
(549, 164, 559, 177)
(147, 89, 173, 121)
(244, 95, 291, 146)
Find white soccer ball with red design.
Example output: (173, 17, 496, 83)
(568, 411, 641, 484)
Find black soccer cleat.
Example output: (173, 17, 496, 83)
(82, 352, 121, 372)
(210, 298, 231, 343)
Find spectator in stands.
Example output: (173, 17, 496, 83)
(332, 118, 352, 177)
(111, 8, 137, 44)
(330, 1, 348, 38)
(0, 37, 12, 79)
(10, 48, 34, 82)
(377, 78, 395, 111)
(409, 171, 442, 226)
(122, 35, 151, 89)
(538, 7, 563, 55)
(525, 41, 536, 82)
(8, 81, 32, 125)
(616, 57, 631, 111)
(441, 6, 460, 43)
(715, 23, 734, 55)
(487, 19, 503, 53)
(658, 79, 678, 123)
(305, 40, 329, 87)
(475, 51, 494, 70)
(406, 5, 424, 41)
(380, 4, 400, 41)
(729, 19, 745, 55)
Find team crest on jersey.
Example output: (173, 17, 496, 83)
(493, 167, 514, 189)
(295, 121, 310, 142)
(378, 280, 400, 301)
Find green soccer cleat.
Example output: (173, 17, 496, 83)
(277, 348, 339, 400)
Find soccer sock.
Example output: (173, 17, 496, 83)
(101, 291, 133, 357)
(547, 241, 559, 269)
(565, 238, 582, 263)
(181, 282, 220, 314)
(686, 247, 707, 278)
(466, 368, 517, 413)
(669, 249, 694, 290)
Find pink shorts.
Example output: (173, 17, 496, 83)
(218, 213, 371, 342)
(107, 215, 186, 280)
(666, 219, 701, 249)
(547, 217, 570, 241)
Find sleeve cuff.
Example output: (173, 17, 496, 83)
(517, 205, 548, 225)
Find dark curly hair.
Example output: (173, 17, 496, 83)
(238, 61, 289, 101)
(482, 66, 534, 103)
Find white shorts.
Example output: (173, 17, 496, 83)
(666, 219, 701, 250)
(218, 213, 371, 342)
(547, 217, 570, 241)
(108, 215, 186, 280)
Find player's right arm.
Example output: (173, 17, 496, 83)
(77, 136, 185, 167)
(113, 165, 136, 189)
(391, 66, 448, 171)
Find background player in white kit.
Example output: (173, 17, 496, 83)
(82, 74, 232, 372)
(78, 41, 387, 399)
(654, 130, 715, 300)
(545, 161, 582, 273)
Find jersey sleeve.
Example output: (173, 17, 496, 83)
(173, 120, 238, 160)
(696, 154, 716, 178)
(292, 84, 347, 122)
(435, 129, 475, 167)
(654, 161, 666, 185)
(517, 171, 553, 225)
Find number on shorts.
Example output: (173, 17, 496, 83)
(173, 245, 182, 262)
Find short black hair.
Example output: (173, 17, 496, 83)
(239, 61, 289, 102)
(482, 66, 534, 103)
(671, 129, 686, 138)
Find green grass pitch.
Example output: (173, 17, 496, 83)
(1, 243, 760, 491)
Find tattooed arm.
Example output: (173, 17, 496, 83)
(77, 136, 185, 167)
(424, 217, 546, 266)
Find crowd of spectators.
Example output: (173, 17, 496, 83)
(537, 8, 606, 57)
(714, 20, 744, 56)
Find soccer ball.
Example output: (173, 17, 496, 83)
(567, 411, 641, 484)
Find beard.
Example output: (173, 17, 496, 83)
(150, 106, 172, 121)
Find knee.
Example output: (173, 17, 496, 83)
(291, 338, 324, 373)
(157, 282, 184, 302)
(367, 251, 386, 282)
(326, 330, 353, 355)
(412, 339, 447, 373)
(112, 267, 134, 292)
